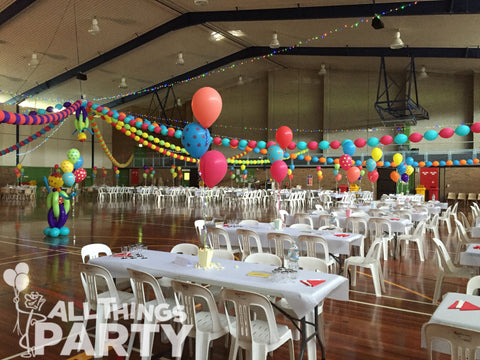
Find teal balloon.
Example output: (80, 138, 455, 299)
(367, 137, 379, 147)
(343, 141, 356, 156)
(341, 139, 353, 146)
(333, 169, 339, 176)
(319, 141, 330, 150)
(394, 134, 408, 144)
(267, 145, 284, 163)
(455, 125, 470, 136)
(257, 141, 266, 149)
(366, 158, 376, 172)
(424, 130, 438, 141)
(405, 157, 414, 166)
(62, 172, 75, 187)
(297, 141, 307, 150)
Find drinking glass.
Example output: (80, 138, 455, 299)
(121, 246, 129, 259)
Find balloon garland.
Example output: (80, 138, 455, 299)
(0, 101, 81, 125)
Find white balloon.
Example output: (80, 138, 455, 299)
(3, 269, 16, 287)
(15, 273, 29, 292)
(15, 262, 29, 275)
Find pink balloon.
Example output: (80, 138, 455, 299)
(439, 128, 454, 138)
(471, 122, 480, 133)
(247, 140, 257, 148)
(347, 166, 360, 183)
(213, 137, 222, 145)
(275, 126, 293, 149)
(409, 132, 423, 143)
(199, 150, 227, 188)
(230, 139, 239, 148)
(335, 174, 342, 181)
(287, 142, 296, 150)
(270, 160, 288, 183)
(368, 170, 379, 183)
(354, 138, 367, 148)
(339, 154, 352, 170)
(330, 140, 341, 149)
(266, 141, 276, 149)
(74, 168, 87, 183)
(380, 135, 393, 145)
(307, 141, 318, 150)
(191, 87, 222, 128)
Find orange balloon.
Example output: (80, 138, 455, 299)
(432, 161, 439, 167)
(319, 157, 326, 163)
(191, 87, 223, 128)
(304, 155, 312, 162)
(390, 171, 400, 182)
(474, 159, 479, 164)
(334, 158, 340, 164)
(418, 161, 426, 167)
(362, 160, 367, 166)
(290, 153, 297, 159)
(260, 149, 268, 155)
(460, 159, 467, 165)
(446, 160, 453, 166)
(377, 161, 384, 167)
(390, 162, 397, 168)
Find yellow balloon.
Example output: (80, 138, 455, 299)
(371, 147, 383, 162)
(393, 153, 403, 165)
(406, 165, 414, 176)
(16, 164, 22, 170)
(173, 172, 178, 178)
(60, 160, 74, 173)
(287, 169, 292, 175)
(240, 165, 246, 171)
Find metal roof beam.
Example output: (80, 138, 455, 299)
(0, 0, 37, 27)
(7, 0, 480, 104)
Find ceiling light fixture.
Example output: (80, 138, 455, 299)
(237, 76, 244, 85)
(371, 15, 384, 29)
(390, 30, 405, 49)
(88, 17, 100, 36)
(176, 98, 182, 106)
(118, 77, 128, 88)
(418, 66, 428, 79)
(228, 30, 245, 37)
(194, 0, 208, 5)
(318, 64, 327, 76)
(269, 32, 280, 49)
(28, 52, 39, 67)
(209, 31, 224, 42)
(176, 52, 184, 65)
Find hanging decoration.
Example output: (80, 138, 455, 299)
(90, 120, 134, 168)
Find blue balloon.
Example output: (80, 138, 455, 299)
(453, 160, 460, 166)
(181, 122, 211, 159)
(405, 157, 414, 166)
(455, 125, 470, 136)
(312, 156, 319, 163)
(355, 160, 362, 166)
(413, 161, 419, 167)
(343, 141, 356, 156)
(397, 165, 407, 175)
(424, 130, 438, 141)
(174, 130, 182, 139)
(366, 158, 376, 172)
(297, 141, 307, 150)
(243, 170, 248, 175)
(267, 145, 284, 163)
(230, 166, 234, 171)
(341, 139, 353, 146)
(426, 161, 433, 167)
(297, 154, 305, 161)
(467, 159, 474, 165)
(257, 141, 266, 149)
(394, 134, 408, 144)
(289, 164, 295, 170)
(439, 161, 446, 166)
(59, 227, 70, 236)
(367, 137, 379, 147)
(74, 156, 84, 170)
(319, 141, 330, 150)
(253, 147, 260, 153)
(384, 161, 391, 167)
(333, 169, 339, 176)
(62, 172, 75, 187)
(327, 157, 334, 164)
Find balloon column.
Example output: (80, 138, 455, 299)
(14, 163, 24, 183)
(43, 148, 86, 237)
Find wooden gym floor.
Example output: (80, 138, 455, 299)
(0, 195, 470, 359)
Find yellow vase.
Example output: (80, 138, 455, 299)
(198, 247, 213, 269)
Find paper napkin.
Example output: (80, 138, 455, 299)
(300, 279, 326, 287)
(112, 252, 131, 257)
(334, 234, 350, 237)
(473, 245, 480, 250)
(247, 272, 271, 278)
(390, 218, 400, 221)
(448, 300, 480, 311)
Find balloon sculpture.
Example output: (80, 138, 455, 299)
(43, 148, 87, 237)
(72, 105, 93, 142)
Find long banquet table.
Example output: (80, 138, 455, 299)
(460, 243, 480, 267)
(89, 249, 349, 360)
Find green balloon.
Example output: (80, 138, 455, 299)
(67, 148, 80, 163)
(334, 163, 340, 170)
(142, 173, 147, 179)
(170, 169, 175, 174)
(360, 170, 365, 176)
(231, 174, 235, 179)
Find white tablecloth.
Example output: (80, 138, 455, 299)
(471, 227, 480, 238)
(460, 244, 480, 267)
(421, 292, 480, 357)
(89, 250, 349, 319)
(223, 223, 363, 255)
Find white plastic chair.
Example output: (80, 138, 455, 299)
(298, 256, 328, 273)
(212, 249, 235, 261)
(266, 232, 294, 262)
(466, 275, 480, 295)
(438, 206, 452, 234)
(194, 219, 206, 243)
(454, 219, 477, 263)
(239, 219, 259, 227)
(297, 234, 336, 273)
(236, 229, 263, 260)
(171, 243, 199, 256)
(431, 237, 476, 304)
(424, 323, 480, 360)
(425, 213, 440, 239)
(126, 268, 176, 360)
(79, 263, 135, 359)
(221, 288, 295, 360)
(343, 238, 385, 297)
(289, 223, 312, 230)
(368, 218, 394, 261)
(81, 243, 112, 263)
(278, 209, 289, 222)
(207, 227, 236, 254)
(244, 253, 282, 267)
(171, 280, 229, 360)
(293, 213, 314, 228)
(318, 214, 340, 229)
(397, 220, 427, 262)
(345, 216, 368, 256)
